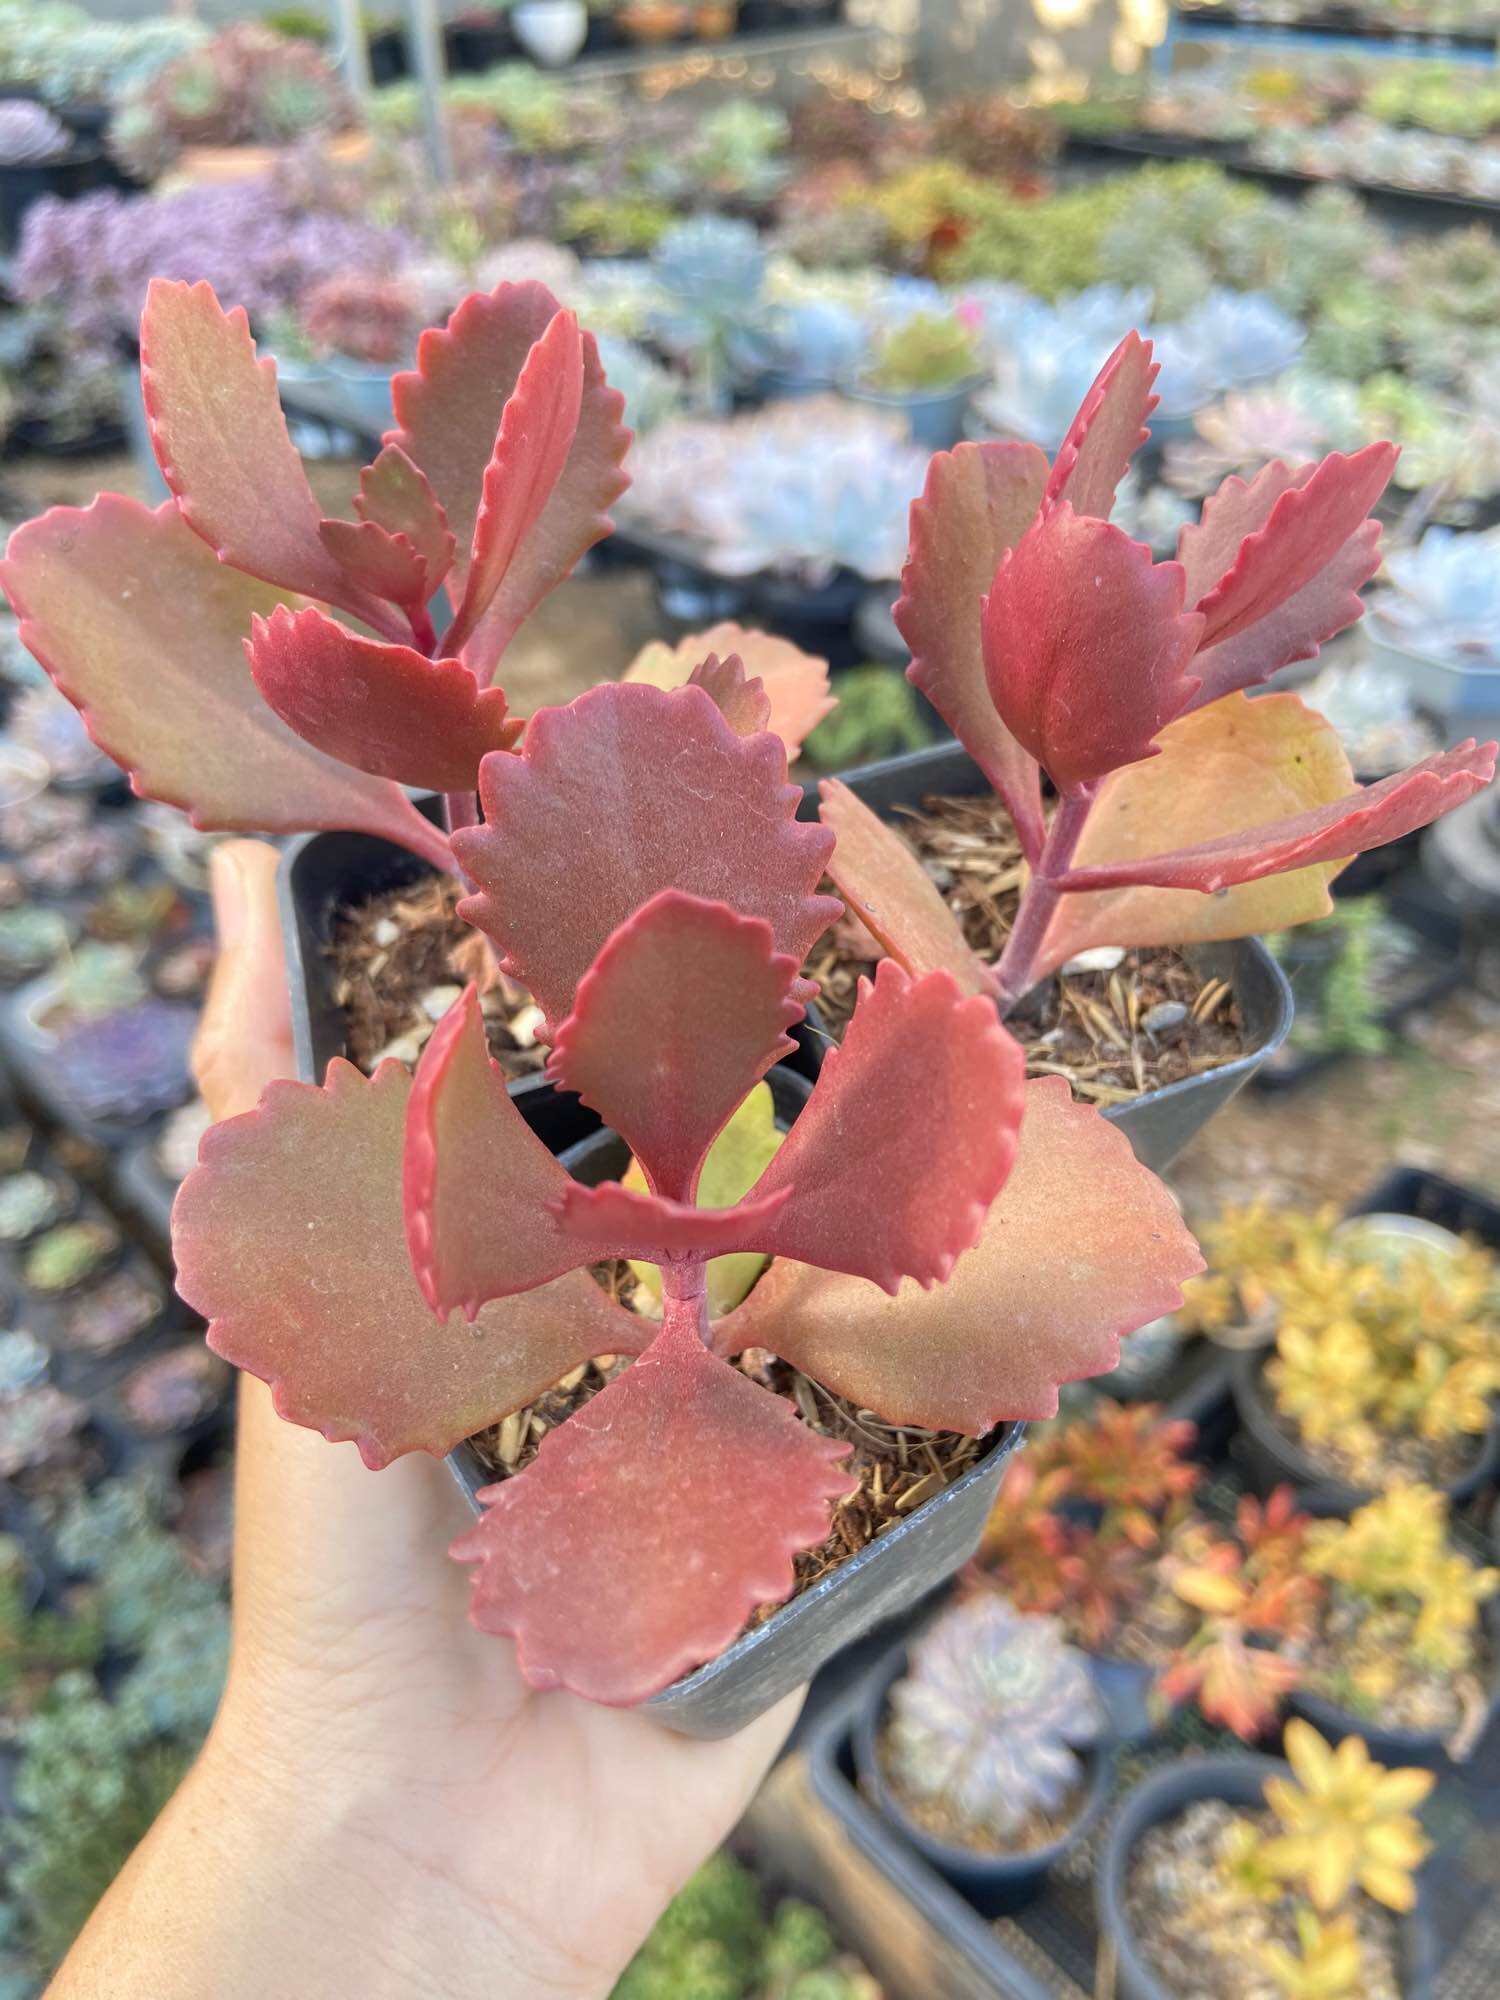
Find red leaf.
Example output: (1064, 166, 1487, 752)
(354, 442, 457, 589)
(402, 987, 621, 1321)
(1189, 519, 1383, 708)
(246, 605, 521, 793)
(1190, 445, 1397, 650)
(173, 1059, 642, 1468)
(0, 496, 451, 868)
(895, 441, 1049, 860)
(390, 282, 629, 647)
(317, 517, 430, 609)
(1053, 740, 1497, 895)
(819, 778, 993, 995)
(624, 623, 834, 759)
(139, 280, 398, 637)
(686, 653, 773, 738)
(1177, 459, 1306, 605)
(441, 309, 585, 664)
(981, 506, 1203, 794)
(1043, 331, 1158, 522)
(455, 681, 839, 1036)
(746, 960, 1025, 1295)
(450, 1302, 852, 1702)
(716, 1077, 1204, 1433)
(547, 1179, 792, 1262)
(546, 890, 803, 1202)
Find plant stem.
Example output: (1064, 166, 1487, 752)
(408, 602, 438, 654)
(662, 1262, 712, 1345)
(443, 790, 480, 836)
(993, 790, 1094, 1018)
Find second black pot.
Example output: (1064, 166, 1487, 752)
(798, 743, 1294, 1175)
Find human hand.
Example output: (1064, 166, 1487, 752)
(50, 840, 799, 2000)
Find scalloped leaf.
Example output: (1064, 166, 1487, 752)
(686, 653, 773, 738)
(716, 1076, 1203, 1433)
(623, 622, 834, 759)
(1189, 519, 1383, 709)
(173, 1059, 642, 1468)
(442, 308, 584, 663)
(1043, 331, 1158, 522)
(744, 960, 1025, 1295)
(317, 517, 430, 609)
(1177, 459, 1306, 606)
(0, 496, 450, 866)
(981, 505, 1203, 795)
(355, 443, 457, 588)
(246, 605, 521, 793)
(139, 279, 397, 636)
(819, 778, 993, 995)
(390, 282, 629, 654)
(1032, 694, 1354, 973)
(1053, 737, 1496, 896)
(1190, 445, 1397, 650)
(548, 1178, 792, 1263)
(450, 1302, 852, 1703)
(402, 987, 621, 1321)
(455, 681, 840, 1036)
(894, 441, 1049, 861)
(546, 890, 802, 1203)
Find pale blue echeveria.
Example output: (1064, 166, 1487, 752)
(1375, 524, 1500, 664)
(1153, 290, 1305, 417)
(593, 334, 682, 434)
(967, 285, 1153, 447)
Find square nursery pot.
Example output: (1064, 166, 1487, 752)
(446, 1066, 1027, 1739)
(796, 743, 1294, 1175)
(279, 832, 1025, 1738)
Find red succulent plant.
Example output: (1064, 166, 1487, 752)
(819, 331, 1497, 1012)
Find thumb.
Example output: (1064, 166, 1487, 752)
(193, 840, 296, 1120)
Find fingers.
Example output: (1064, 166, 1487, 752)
(193, 840, 295, 1119)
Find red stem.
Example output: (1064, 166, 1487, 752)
(662, 1261, 713, 1346)
(408, 601, 438, 654)
(992, 790, 1095, 1018)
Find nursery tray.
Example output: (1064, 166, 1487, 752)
(805, 1642, 1500, 1999)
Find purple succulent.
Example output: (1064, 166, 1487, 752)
(121, 1343, 231, 1435)
(47, 1000, 197, 1125)
(61, 1268, 167, 1355)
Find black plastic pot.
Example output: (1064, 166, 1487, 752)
(448, 1069, 1024, 1739)
(0, 150, 118, 254)
(1097, 1754, 1437, 2000)
(1231, 1345, 1500, 1513)
(1231, 1162, 1500, 1512)
(797, 743, 1294, 1174)
(749, 568, 870, 671)
(851, 1636, 1114, 1913)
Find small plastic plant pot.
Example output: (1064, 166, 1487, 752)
(796, 741, 1295, 1175)
(850, 1637, 1115, 1915)
(1229, 1345, 1500, 1514)
(1094, 1753, 1437, 2000)
(444, 1067, 1027, 1739)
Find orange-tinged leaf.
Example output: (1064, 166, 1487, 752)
(819, 778, 993, 996)
(247, 605, 521, 792)
(1033, 693, 1354, 976)
(716, 1075, 1203, 1432)
(390, 281, 629, 653)
(140, 279, 397, 635)
(982, 505, 1204, 795)
(354, 443, 456, 587)
(0, 495, 451, 867)
(894, 440, 1049, 859)
(173, 1059, 641, 1468)
(546, 890, 803, 1203)
(686, 653, 773, 738)
(451, 1300, 853, 1703)
(442, 309, 585, 664)
(747, 960, 1025, 1294)
(1044, 331, 1158, 522)
(623, 622, 834, 759)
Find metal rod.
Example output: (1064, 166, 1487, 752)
(328, 0, 373, 104)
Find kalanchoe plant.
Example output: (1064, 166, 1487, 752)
(0, 276, 637, 871)
(170, 676, 1204, 1705)
(882, 1593, 1102, 1844)
(820, 333, 1496, 1015)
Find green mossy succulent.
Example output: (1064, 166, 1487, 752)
(22, 1220, 118, 1296)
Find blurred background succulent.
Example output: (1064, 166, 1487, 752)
(883, 1593, 1103, 1846)
(0, 98, 70, 166)
(1373, 524, 1500, 665)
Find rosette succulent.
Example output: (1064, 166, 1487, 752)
(0, 98, 69, 165)
(1372, 525, 1500, 666)
(883, 1594, 1102, 1842)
